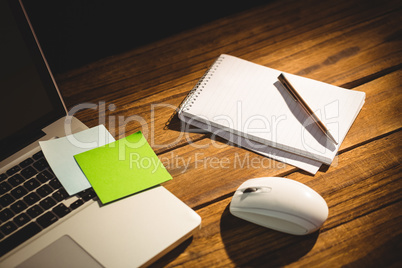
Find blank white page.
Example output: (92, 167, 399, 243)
(180, 54, 365, 164)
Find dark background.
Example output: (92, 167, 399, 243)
(22, 0, 267, 75)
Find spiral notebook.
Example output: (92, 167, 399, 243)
(178, 54, 365, 173)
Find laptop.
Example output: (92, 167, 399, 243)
(0, 0, 201, 267)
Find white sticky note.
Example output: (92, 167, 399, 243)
(39, 125, 115, 195)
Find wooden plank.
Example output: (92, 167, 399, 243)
(41, 0, 402, 267)
(56, 0, 401, 145)
(161, 70, 402, 208)
(339, 71, 401, 150)
(50, 0, 401, 212)
(59, 29, 401, 147)
(293, 203, 401, 267)
(56, 0, 400, 98)
(153, 131, 402, 267)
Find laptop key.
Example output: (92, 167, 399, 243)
(52, 204, 71, 218)
(37, 212, 58, 228)
(0, 194, 15, 207)
(52, 188, 69, 202)
(39, 197, 57, 210)
(24, 192, 41, 205)
(8, 174, 25, 187)
(36, 170, 54, 183)
(10, 200, 27, 214)
(27, 205, 44, 218)
(80, 188, 97, 201)
(49, 178, 62, 190)
(0, 173, 7, 182)
(6, 165, 21, 176)
(0, 181, 12, 194)
(21, 166, 38, 180)
(24, 178, 41, 191)
(13, 213, 31, 227)
(0, 222, 42, 257)
(0, 208, 14, 222)
(32, 151, 44, 160)
(19, 158, 34, 168)
(33, 158, 48, 171)
(0, 221, 17, 235)
(36, 184, 53, 197)
(70, 199, 84, 210)
(11, 186, 28, 199)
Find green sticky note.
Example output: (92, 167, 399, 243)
(74, 131, 172, 204)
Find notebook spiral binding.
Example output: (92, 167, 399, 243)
(179, 55, 225, 112)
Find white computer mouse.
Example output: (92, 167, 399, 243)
(229, 177, 328, 235)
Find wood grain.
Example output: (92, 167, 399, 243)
(52, 0, 402, 266)
(161, 70, 401, 208)
(154, 131, 402, 267)
(55, 0, 401, 147)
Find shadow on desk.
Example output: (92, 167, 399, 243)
(220, 204, 319, 267)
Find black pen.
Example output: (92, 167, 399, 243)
(278, 73, 338, 145)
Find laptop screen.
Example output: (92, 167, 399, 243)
(0, 0, 66, 161)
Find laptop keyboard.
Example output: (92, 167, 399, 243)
(0, 151, 98, 257)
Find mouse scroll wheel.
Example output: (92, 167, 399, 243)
(243, 187, 258, 193)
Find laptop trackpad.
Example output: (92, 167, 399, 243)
(17, 235, 103, 268)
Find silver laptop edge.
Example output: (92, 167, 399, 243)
(0, 1, 201, 266)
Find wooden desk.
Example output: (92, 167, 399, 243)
(55, 0, 401, 266)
